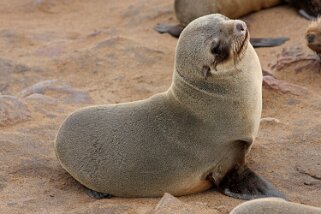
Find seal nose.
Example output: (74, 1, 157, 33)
(236, 23, 245, 32)
(306, 34, 315, 43)
(234, 21, 246, 35)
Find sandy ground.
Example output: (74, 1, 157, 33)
(0, 0, 320, 213)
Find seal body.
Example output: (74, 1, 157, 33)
(55, 14, 282, 199)
(175, 0, 281, 25)
(174, 0, 321, 25)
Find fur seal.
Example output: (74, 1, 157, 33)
(55, 14, 284, 199)
(174, 0, 321, 25)
(155, 0, 288, 47)
(156, 0, 321, 45)
(306, 17, 321, 57)
(230, 198, 321, 214)
(174, 0, 281, 26)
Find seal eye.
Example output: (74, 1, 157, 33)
(210, 41, 229, 61)
(211, 42, 221, 55)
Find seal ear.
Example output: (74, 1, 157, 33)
(201, 65, 211, 80)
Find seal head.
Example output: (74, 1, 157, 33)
(306, 17, 321, 56)
(176, 14, 248, 81)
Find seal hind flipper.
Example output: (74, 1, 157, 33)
(218, 166, 285, 200)
(85, 188, 113, 199)
(250, 38, 289, 48)
(154, 23, 184, 38)
(298, 9, 317, 20)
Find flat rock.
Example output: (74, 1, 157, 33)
(20, 80, 93, 104)
(0, 95, 30, 126)
(261, 117, 281, 124)
(24, 93, 57, 104)
(153, 193, 197, 214)
(153, 193, 219, 214)
(263, 75, 310, 96)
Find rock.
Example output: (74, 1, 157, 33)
(24, 93, 57, 104)
(20, 80, 93, 104)
(0, 95, 30, 126)
(270, 46, 320, 72)
(34, 44, 65, 58)
(261, 117, 281, 124)
(263, 75, 310, 96)
(24, 93, 59, 117)
(153, 193, 197, 214)
(152, 193, 218, 214)
(296, 166, 321, 181)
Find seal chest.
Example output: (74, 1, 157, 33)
(55, 14, 284, 199)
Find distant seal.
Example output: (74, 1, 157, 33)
(155, 0, 288, 47)
(230, 198, 321, 214)
(174, 0, 321, 26)
(156, 0, 321, 45)
(55, 14, 284, 199)
(175, 0, 281, 26)
(306, 17, 321, 57)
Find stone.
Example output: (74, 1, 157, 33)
(263, 75, 310, 96)
(0, 95, 30, 126)
(153, 193, 197, 214)
(261, 117, 281, 124)
(20, 80, 93, 104)
(152, 193, 219, 214)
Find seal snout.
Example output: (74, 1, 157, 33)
(236, 23, 245, 32)
(234, 21, 247, 35)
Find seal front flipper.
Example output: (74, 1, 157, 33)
(250, 38, 289, 48)
(218, 166, 285, 200)
(85, 188, 113, 199)
(154, 23, 185, 38)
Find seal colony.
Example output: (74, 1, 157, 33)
(55, 14, 284, 199)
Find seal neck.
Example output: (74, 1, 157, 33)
(167, 70, 240, 121)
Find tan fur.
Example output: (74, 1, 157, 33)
(306, 17, 321, 54)
(230, 198, 321, 214)
(175, 0, 281, 25)
(54, 14, 262, 197)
